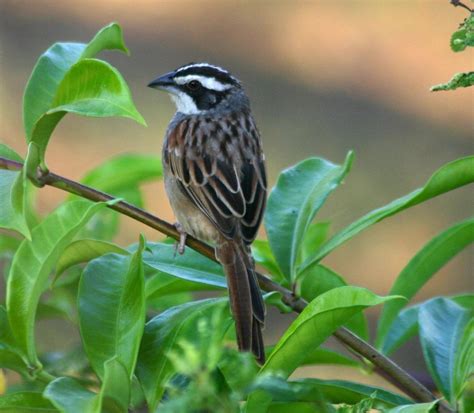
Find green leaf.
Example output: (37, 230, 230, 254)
(300, 156, 474, 271)
(310, 379, 411, 408)
(431, 72, 474, 91)
(99, 357, 130, 413)
(22, 23, 144, 182)
(78, 237, 146, 380)
(6, 200, 107, 366)
(265, 152, 353, 280)
(298, 222, 330, 266)
(249, 377, 411, 412)
(450, 15, 474, 52)
(386, 400, 438, 412)
(300, 347, 359, 368)
(376, 218, 474, 349)
(80, 153, 162, 195)
(262, 287, 402, 378)
(143, 242, 227, 289)
(248, 376, 328, 412)
(252, 239, 285, 282)
(55, 239, 128, 279)
(454, 319, 474, 405)
(298, 265, 369, 340)
(23, 22, 128, 141)
(0, 143, 23, 162)
(0, 392, 56, 412)
(418, 297, 472, 404)
(136, 298, 230, 411)
(382, 294, 473, 355)
(44, 377, 100, 413)
(0, 144, 30, 238)
(0, 169, 30, 238)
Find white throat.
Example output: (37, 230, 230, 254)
(169, 91, 200, 115)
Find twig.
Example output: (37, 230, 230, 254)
(450, 0, 473, 13)
(0, 156, 452, 411)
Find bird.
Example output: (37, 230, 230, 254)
(148, 62, 267, 363)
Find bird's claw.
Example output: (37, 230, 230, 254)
(174, 223, 187, 256)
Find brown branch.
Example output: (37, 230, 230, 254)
(450, 0, 473, 13)
(0, 156, 452, 412)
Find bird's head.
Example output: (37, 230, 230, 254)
(148, 62, 248, 115)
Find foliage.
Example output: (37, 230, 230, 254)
(431, 8, 474, 91)
(0, 21, 472, 413)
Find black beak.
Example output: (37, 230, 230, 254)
(148, 71, 176, 89)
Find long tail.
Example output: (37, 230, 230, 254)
(216, 238, 265, 364)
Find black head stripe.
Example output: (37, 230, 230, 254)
(174, 63, 240, 87)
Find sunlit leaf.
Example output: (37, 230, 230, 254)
(300, 156, 474, 272)
(246, 289, 403, 413)
(298, 265, 368, 340)
(0, 144, 30, 238)
(376, 218, 474, 349)
(44, 377, 100, 412)
(55, 238, 128, 279)
(6, 200, 107, 366)
(136, 298, 230, 411)
(265, 152, 353, 281)
(78, 236, 145, 380)
(0, 392, 56, 412)
(419, 298, 472, 404)
(22, 23, 144, 182)
(143, 242, 227, 289)
(431, 72, 474, 92)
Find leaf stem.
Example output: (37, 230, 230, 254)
(0, 156, 453, 411)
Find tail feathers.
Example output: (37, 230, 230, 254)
(216, 240, 266, 364)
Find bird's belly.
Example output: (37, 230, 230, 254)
(164, 173, 219, 244)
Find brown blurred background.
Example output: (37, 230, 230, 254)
(1, 0, 473, 392)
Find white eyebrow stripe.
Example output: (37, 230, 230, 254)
(174, 74, 232, 91)
(177, 63, 228, 74)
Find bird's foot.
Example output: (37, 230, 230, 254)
(174, 222, 187, 256)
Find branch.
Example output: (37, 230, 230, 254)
(450, 0, 473, 13)
(0, 156, 451, 411)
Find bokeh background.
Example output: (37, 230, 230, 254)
(1, 0, 472, 393)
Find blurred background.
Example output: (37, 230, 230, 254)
(1, 0, 472, 393)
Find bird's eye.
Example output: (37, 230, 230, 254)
(187, 80, 201, 91)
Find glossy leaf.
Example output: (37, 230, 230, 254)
(252, 239, 285, 282)
(0, 392, 56, 412)
(297, 221, 330, 265)
(81, 153, 162, 194)
(301, 155, 474, 271)
(99, 357, 130, 413)
(376, 218, 474, 349)
(6, 200, 107, 365)
(55, 238, 128, 279)
(265, 152, 353, 280)
(419, 297, 472, 404)
(23, 23, 128, 141)
(308, 378, 411, 408)
(451, 14, 474, 52)
(386, 400, 438, 412)
(22, 23, 144, 181)
(0, 144, 30, 238)
(78, 237, 145, 380)
(453, 318, 473, 404)
(143, 242, 227, 289)
(298, 264, 368, 340)
(382, 294, 473, 355)
(44, 377, 100, 412)
(300, 347, 359, 368)
(249, 377, 411, 412)
(431, 72, 474, 92)
(262, 287, 401, 378)
(136, 298, 230, 411)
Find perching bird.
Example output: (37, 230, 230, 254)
(148, 63, 267, 363)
